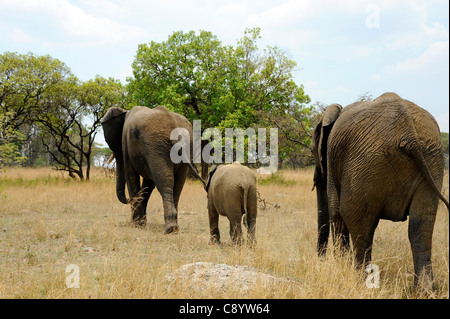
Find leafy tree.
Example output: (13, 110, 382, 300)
(91, 145, 112, 167)
(127, 28, 311, 175)
(0, 112, 26, 169)
(128, 30, 233, 125)
(37, 76, 126, 179)
(36, 73, 86, 178)
(1, 51, 125, 178)
(0, 52, 73, 130)
(357, 91, 374, 102)
(441, 132, 449, 154)
(1, 52, 75, 169)
(77, 76, 128, 178)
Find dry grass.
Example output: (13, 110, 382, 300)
(0, 167, 448, 299)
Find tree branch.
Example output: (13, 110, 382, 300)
(272, 120, 311, 150)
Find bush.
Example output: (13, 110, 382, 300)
(257, 173, 296, 186)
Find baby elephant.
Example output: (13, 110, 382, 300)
(206, 162, 258, 246)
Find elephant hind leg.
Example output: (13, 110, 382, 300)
(173, 165, 188, 211)
(208, 204, 220, 245)
(245, 217, 257, 247)
(131, 179, 155, 227)
(330, 213, 350, 254)
(245, 189, 257, 247)
(343, 208, 379, 270)
(408, 185, 438, 294)
(154, 179, 178, 234)
(349, 226, 377, 269)
(328, 179, 350, 255)
(317, 210, 330, 257)
(126, 166, 147, 227)
(160, 187, 178, 234)
(150, 160, 179, 234)
(229, 216, 243, 246)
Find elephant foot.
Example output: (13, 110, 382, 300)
(132, 217, 147, 228)
(209, 237, 221, 245)
(165, 224, 179, 234)
(247, 238, 257, 248)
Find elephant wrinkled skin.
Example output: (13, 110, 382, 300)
(206, 162, 258, 245)
(101, 105, 205, 234)
(311, 92, 449, 292)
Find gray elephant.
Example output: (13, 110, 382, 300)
(311, 92, 449, 292)
(101, 105, 206, 234)
(206, 162, 258, 245)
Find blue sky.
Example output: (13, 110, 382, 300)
(1, 0, 449, 132)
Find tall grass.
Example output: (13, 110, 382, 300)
(0, 167, 448, 298)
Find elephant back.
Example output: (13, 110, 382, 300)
(127, 106, 192, 138)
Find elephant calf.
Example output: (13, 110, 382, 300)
(206, 162, 258, 245)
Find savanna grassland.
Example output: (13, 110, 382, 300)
(0, 167, 448, 299)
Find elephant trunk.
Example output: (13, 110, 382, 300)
(113, 152, 128, 204)
(314, 167, 329, 256)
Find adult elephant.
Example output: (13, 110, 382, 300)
(101, 105, 206, 234)
(311, 92, 449, 291)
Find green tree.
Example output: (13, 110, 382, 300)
(1, 52, 73, 130)
(78, 76, 128, 179)
(36, 73, 86, 178)
(127, 28, 311, 175)
(0, 112, 26, 169)
(357, 91, 374, 102)
(38, 76, 126, 179)
(128, 30, 230, 126)
(1, 52, 126, 178)
(1, 51, 74, 168)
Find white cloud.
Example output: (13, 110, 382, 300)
(367, 74, 383, 81)
(216, 2, 247, 16)
(353, 45, 376, 58)
(244, 0, 408, 28)
(309, 85, 354, 104)
(246, 0, 312, 27)
(389, 22, 449, 50)
(437, 111, 449, 132)
(392, 41, 449, 74)
(0, 0, 146, 44)
(77, 0, 125, 18)
(303, 80, 318, 87)
(0, 0, 447, 130)
(10, 28, 33, 43)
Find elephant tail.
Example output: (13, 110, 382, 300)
(169, 129, 207, 189)
(402, 139, 449, 210)
(186, 162, 207, 189)
(241, 184, 249, 229)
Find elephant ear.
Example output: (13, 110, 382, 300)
(311, 121, 322, 170)
(317, 104, 342, 177)
(206, 165, 219, 192)
(321, 104, 342, 127)
(101, 107, 127, 124)
(101, 107, 127, 154)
